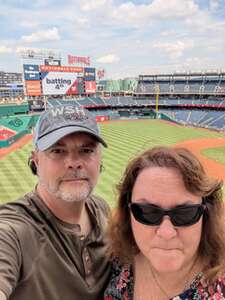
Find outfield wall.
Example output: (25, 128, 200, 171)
(0, 103, 29, 116)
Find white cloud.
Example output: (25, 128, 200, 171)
(21, 27, 60, 43)
(160, 30, 177, 37)
(111, 0, 199, 27)
(20, 20, 39, 28)
(153, 40, 194, 58)
(209, 0, 220, 10)
(0, 0, 225, 77)
(80, 0, 108, 12)
(96, 54, 120, 64)
(76, 17, 89, 26)
(148, 0, 198, 19)
(0, 45, 13, 54)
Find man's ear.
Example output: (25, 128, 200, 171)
(100, 163, 105, 173)
(32, 150, 39, 167)
(28, 151, 38, 176)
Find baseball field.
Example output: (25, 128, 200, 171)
(0, 119, 224, 207)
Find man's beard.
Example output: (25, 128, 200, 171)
(54, 184, 92, 203)
(40, 170, 94, 203)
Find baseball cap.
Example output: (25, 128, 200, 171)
(33, 104, 107, 150)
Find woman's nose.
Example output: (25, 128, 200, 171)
(156, 216, 177, 240)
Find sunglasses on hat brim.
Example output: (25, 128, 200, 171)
(129, 202, 206, 227)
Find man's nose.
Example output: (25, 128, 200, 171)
(64, 152, 83, 169)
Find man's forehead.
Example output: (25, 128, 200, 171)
(54, 132, 99, 146)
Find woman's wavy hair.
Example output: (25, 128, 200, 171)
(107, 146, 225, 282)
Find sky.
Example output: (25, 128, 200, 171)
(0, 0, 225, 79)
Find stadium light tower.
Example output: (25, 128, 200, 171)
(17, 47, 61, 61)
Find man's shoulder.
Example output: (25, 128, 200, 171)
(0, 191, 47, 245)
(89, 194, 111, 216)
(0, 191, 42, 230)
(0, 191, 35, 216)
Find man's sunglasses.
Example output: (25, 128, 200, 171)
(129, 202, 206, 227)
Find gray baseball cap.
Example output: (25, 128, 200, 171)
(33, 104, 107, 150)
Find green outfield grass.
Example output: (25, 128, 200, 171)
(201, 147, 225, 165)
(0, 119, 224, 206)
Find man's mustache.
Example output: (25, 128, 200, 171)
(61, 171, 90, 181)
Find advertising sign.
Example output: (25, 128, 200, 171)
(23, 64, 40, 81)
(44, 59, 61, 66)
(40, 65, 83, 74)
(84, 67, 96, 81)
(85, 81, 96, 93)
(41, 72, 81, 95)
(25, 80, 42, 96)
(68, 55, 90, 66)
(97, 69, 105, 79)
(67, 77, 84, 95)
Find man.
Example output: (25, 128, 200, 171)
(0, 104, 111, 300)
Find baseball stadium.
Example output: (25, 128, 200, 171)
(0, 53, 224, 206)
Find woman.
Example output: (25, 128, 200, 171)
(104, 146, 225, 300)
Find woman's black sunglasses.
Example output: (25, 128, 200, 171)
(129, 202, 206, 227)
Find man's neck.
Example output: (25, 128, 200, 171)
(36, 185, 86, 225)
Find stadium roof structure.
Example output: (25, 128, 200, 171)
(139, 71, 225, 79)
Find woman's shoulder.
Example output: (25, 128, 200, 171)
(172, 274, 225, 300)
(196, 275, 225, 299)
(104, 257, 133, 300)
(177, 274, 225, 300)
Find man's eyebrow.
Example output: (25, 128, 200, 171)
(80, 141, 98, 148)
(50, 142, 65, 147)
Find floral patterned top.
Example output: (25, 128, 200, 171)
(104, 258, 225, 300)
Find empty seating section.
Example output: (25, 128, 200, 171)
(158, 109, 176, 120)
(209, 113, 225, 129)
(76, 98, 94, 106)
(188, 111, 206, 124)
(136, 76, 225, 95)
(189, 82, 201, 93)
(199, 111, 222, 126)
(174, 110, 190, 123)
(47, 99, 80, 107)
(159, 82, 170, 93)
(136, 82, 155, 93)
(155, 109, 224, 130)
(44, 95, 224, 130)
(48, 99, 63, 106)
(90, 97, 106, 105)
(204, 82, 218, 93)
(119, 97, 130, 106)
(174, 82, 186, 93)
(106, 97, 120, 106)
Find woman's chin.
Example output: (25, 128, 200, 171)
(148, 249, 184, 273)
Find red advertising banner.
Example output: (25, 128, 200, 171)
(68, 55, 90, 66)
(97, 69, 105, 79)
(25, 80, 42, 96)
(85, 81, 96, 93)
(40, 65, 83, 73)
(95, 115, 109, 122)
